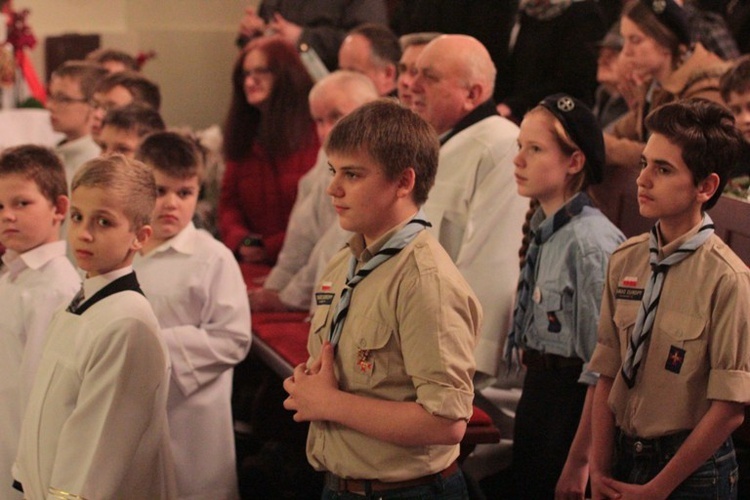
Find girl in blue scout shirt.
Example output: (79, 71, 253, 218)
(508, 94, 624, 499)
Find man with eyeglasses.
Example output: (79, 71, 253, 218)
(46, 61, 107, 188)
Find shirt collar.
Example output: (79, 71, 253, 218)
(1, 240, 67, 281)
(656, 218, 703, 259)
(144, 222, 197, 257)
(83, 266, 133, 301)
(440, 99, 499, 146)
(347, 211, 418, 264)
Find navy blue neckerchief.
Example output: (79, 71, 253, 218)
(72, 272, 145, 316)
(440, 99, 499, 146)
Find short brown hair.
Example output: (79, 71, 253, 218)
(720, 55, 750, 103)
(136, 131, 205, 181)
(101, 103, 166, 138)
(86, 48, 139, 72)
(71, 155, 156, 229)
(95, 70, 161, 110)
(0, 145, 68, 202)
(325, 99, 438, 205)
(645, 99, 746, 210)
(52, 61, 108, 101)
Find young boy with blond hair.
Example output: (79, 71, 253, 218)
(0, 145, 79, 499)
(14, 155, 177, 499)
(134, 131, 251, 500)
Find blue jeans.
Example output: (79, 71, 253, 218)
(613, 429, 738, 499)
(321, 470, 469, 500)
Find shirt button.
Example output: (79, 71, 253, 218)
(359, 338, 366, 347)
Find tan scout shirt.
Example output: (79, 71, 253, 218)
(305, 226, 481, 481)
(589, 228, 750, 438)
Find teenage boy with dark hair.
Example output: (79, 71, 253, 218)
(590, 99, 750, 499)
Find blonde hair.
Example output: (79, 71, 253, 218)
(71, 155, 156, 229)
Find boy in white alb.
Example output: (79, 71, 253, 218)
(134, 132, 252, 500)
(14, 155, 177, 499)
(0, 146, 79, 499)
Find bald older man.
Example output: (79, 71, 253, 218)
(251, 71, 379, 312)
(412, 35, 528, 388)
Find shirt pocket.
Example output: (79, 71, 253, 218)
(338, 315, 395, 391)
(309, 302, 332, 346)
(654, 310, 707, 376)
(531, 288, 575, 350)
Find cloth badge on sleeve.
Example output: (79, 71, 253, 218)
(616, 277, 644, 301)
(315, 281, 335, 305)
(665, 345, 686, 374)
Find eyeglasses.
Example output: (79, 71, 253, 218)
(242, 67, 272, 79)
(47, 93, 90, 106)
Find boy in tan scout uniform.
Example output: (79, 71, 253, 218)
(590, 99, 750, 499)
(282, 99, 481, 498)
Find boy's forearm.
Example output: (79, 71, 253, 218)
(590, 376, 615, 479)
(646, 400, 744, 498)
(324, 389, 467, 447)
(566, 385, 596, 465)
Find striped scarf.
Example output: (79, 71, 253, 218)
(328, 210, 431, 350)
(621, 215, 715, 388)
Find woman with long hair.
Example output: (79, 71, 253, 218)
(219, 36, 319, 264)
(604, 0, 729, 170)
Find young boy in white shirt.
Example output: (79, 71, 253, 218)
(0, 145, 79, 500)
(134, 131, 251, 500)
(46, 61, 108, 185)
(97, 103, 166, 159)
(14, 155, 177, 499)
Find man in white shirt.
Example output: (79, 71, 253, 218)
(411, 34, 528, 387)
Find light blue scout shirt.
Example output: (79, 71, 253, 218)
(518, 201, 624, 385)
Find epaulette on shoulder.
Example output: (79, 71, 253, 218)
(612, 233, 649, 255)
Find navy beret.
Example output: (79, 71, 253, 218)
(539, 94, 605, 185)
(639, 0, 692, 46)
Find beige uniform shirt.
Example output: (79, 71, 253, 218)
(589, 229, 750, 438)
(306, 227, 481, 481)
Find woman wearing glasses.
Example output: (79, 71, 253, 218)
(219, 36, 319, 265)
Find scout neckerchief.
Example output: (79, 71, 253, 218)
(506, 193, 594, 366)
(328, 210, 431, 350)
(67, 272, 145, 315)
(621, 214, 714, 388)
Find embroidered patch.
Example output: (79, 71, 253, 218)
(665, 345, 686, 374)
(547, 311, 562, 333)
(616, 287, 645, 301)
(356, 349, 373, 375)
(315, 292, 334, 305)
